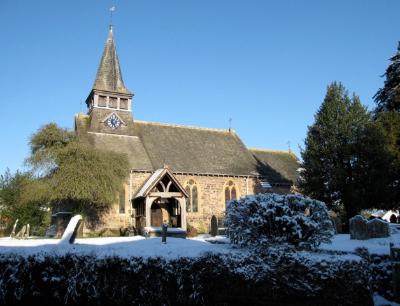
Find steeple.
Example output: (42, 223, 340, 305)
(85, 27, 134, 114)
(84, 26, 135, 136)
(92, 26, 131, 95)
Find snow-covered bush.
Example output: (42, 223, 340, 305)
(0, 252, 372, 305)
(225, 193, 334, 248)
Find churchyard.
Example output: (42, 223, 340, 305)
(0, 194, 399, 306)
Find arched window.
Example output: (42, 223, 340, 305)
(185, 180, 198, 213)
(225, 181, 237, 207)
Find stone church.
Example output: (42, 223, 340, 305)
(71, 27, 299, 236)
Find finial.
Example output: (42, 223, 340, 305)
(228, 117, 232, 132)
(109, 5, 116, 29)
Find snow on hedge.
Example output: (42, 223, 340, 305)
(225, 193, 334, 248)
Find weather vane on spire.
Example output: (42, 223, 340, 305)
(109, 5, 116, 29)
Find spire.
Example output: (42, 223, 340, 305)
(92, 27, 131, 95)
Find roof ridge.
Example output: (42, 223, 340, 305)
(249, 147, 292, 154)
(135, 120, 232, 133)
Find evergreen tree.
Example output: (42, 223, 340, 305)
(373, 112, 400, 209)
(374, 42, 400, 114)
(300, 82, 374, 220)
(26, 123, 130, 218)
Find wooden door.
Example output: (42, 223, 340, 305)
(151, 203, 162, 227)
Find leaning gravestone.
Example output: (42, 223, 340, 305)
(349, 215, 368, 240)
(210, 215, 218, 237)
(367, 218, 389, 238)
(15, 225, 27, 239)
(59, 215, 82, 244)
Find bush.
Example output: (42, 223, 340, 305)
(0, 251, 372, 306)
(225, 193, 334, 249)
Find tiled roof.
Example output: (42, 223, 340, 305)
(92, 27, 131, 95)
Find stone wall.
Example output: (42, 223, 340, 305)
(87, 172, 292, 235)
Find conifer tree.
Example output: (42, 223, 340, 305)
(374, 42, 400, 114)
(300, 82, 374, 220)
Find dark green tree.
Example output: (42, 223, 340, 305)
(374, 42, 400, 114)
(0, 170, 49, 235)
(27, 123, 130, 220)
(372, 112, 400, 209)
(300, 82, 378, 220)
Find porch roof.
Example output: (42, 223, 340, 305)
(134, 167, 189, 198)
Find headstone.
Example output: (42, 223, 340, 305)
(25, 224, 30, 238)
(162, 220, 168, 244)
(330, 216, 342, 234)
(349, 215, 368, 240)
(15, 225, 27, 239)
(210, 215, 218, 237)
(10, 219, 18, 238)
(367, 218, 389, 238)
(59, 215, 82, 244)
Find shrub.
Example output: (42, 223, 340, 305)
(0, 252, 372, 306)
(225, 193, 334, 249)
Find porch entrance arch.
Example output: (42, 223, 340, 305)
(132, 167, 189, 233)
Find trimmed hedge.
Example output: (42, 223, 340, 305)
(0, 251, 373, 306)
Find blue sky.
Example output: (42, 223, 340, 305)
(1, 0, 399, 174)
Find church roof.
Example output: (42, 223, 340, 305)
(92, 27, 132, 95)
(75, 115, 299, 184)
(134, 121, 259, 176)
(249, 148, 300, 185)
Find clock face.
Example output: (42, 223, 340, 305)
(106, 114, 121, 129)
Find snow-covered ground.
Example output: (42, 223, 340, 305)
(320, 232, 400, 255)
(0, 235, 234, 259)
(1, 231, 399, 258)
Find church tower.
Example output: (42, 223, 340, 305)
(85, 26, 135, 135)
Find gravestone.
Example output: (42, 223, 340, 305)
(349, 215, 368, 240)
(367, 218, 389, 238)
(331, 216, 342, 234)
(210, 215, 218, 237)
(59, 215, 82, 244)
(15, 225, 27, 239)
(350, 215, 390, 240)
(25, 224, 30, 238)
(10, 219, 18, 238)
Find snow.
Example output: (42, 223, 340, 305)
(373, 293, 400, 306)
(295, 251, 362, 262)
(0, 236, 234, 259)
(320, 232, 400, 255)
(143, 226, 185, 234)
(59, 214, 82, 244)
